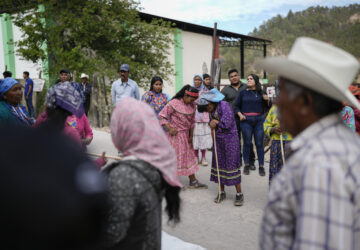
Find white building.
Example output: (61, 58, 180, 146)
(0, 12, 271, 97)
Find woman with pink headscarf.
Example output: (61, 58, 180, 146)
(101, 97, 181, 250)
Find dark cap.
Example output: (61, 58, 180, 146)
(119, 64, 130, 72)
(59, 68, 70, 74)
(0, 125, 108, 249)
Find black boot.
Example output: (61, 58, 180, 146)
(259, 166, 265, 176)
(249, 163, 256, 171)
(244, 165, 250, 175)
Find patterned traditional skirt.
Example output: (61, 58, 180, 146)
(167, 130, 199, 176)
(193, 122, 213, 150)
(210, 132, 241, 186)
(269, 140, 290, 185)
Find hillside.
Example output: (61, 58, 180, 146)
(220, 4, 360, 82)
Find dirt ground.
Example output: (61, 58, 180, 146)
(88, 130, 270, 250)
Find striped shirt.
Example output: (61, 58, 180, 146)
(260, 113, 360, 250)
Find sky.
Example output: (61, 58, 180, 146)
(138, 0, 359, 35)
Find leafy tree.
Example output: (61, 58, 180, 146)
(1, 0, 174, 87)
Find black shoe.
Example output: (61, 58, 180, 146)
(234, 193, 244, 206)
(244, 165, 250, 175)
(249, 163, 256, 171)
(259, 166, 265, 176)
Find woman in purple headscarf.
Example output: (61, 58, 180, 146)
(0, 77, 33, 126)
(34, 82, 84, 143)
(34, 82, 105, 167)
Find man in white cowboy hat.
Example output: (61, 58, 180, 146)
(256, 37, 360, 250)
(80, 73, 92, 115)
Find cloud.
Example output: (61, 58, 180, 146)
(139, 0, 357, 23)
(138, 0, 358, 33)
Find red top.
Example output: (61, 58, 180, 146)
(34, 112, 105, 167)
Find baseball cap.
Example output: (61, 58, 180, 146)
(119, 64, 130, 72)
(59, 68, 70, 74)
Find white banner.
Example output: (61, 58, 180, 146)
(33, 78, 45, 92)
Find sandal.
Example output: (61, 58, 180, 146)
(201, 158, 208, 166)
(214, 191, 226, 203)
(189, 180, 208, 189)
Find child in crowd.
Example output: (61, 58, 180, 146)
(192, 74, 212, 166)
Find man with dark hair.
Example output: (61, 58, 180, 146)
(23, 71, 34, 118)
(257, 37, 360, 249)
(221, 69, 255, 167)
(3, 71, 12, 78)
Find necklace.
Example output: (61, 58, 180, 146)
(249, 90, 258, 98)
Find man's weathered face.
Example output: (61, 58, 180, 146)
(81, 77, 87, 84)
(120, 70, 129, 82)
(228, 72, 239, 85)
(277, 78, 301, 136)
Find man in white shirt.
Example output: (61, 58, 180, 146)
(256, 37, 360, 250)
(111, 64, 140, 107)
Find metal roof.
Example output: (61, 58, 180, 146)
(139, 12, 272, 46)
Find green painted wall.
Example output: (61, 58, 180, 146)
(1, 13, 16, 76)
(174, 29, 183, 92)
(38, 4, 51, 87)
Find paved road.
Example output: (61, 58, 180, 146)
(88, 130, 269, 250)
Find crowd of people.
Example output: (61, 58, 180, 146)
(0, 37, 360, 249)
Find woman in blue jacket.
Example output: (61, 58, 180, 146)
(234, 74, 269, 176)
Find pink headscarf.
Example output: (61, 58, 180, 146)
(110, 97, 182, 187)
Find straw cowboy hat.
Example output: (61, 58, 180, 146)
(80, 73, 89, 79)
(256, 37, 360, 109)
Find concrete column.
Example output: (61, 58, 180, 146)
(1, 13, 16, 76)
(174, 29, 183, 92)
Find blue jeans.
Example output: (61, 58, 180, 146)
(26, 96, 34, 118)
(240, 114, 265, 166)
(235, 116, 255, 165)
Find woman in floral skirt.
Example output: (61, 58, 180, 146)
(159, 85, 207, 188)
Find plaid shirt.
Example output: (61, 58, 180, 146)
(260, 113, 360, 250)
